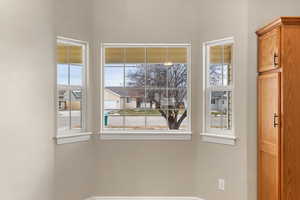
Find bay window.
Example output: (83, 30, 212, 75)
(56, 37, 90, 144)
(203, 38, 236, 145)
(101, 43, 191, 140)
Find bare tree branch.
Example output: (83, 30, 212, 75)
(177, 110, 187, 128)
(127, 63, 188, 129)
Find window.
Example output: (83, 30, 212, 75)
(126, 97, 132, 103)
(203, 38, 236, 144)
(101, 43, 191, 139)
(56, 37, 88, 139)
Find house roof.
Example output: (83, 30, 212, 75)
(58, 89, 82, 101)
(105, 87, 144, 98)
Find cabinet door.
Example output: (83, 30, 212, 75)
(258, 28, 281, 72)
(258, 72, 281, 200)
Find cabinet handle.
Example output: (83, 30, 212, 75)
(273, 113, 280, 128)
(274, 52, 279, 67)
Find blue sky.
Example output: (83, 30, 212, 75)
(104, 64, 140, 87)
(104, 67, 124, 86)
(57, 64, 83, 86)
(58, 64, 140, 87)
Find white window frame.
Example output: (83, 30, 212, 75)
(55, 36, 92, 144)
(202, 37, 237, 145)
(100, 43, 192, 140)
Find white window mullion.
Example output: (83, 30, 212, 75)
(67, 47, 72, 130)
(144, 47, 147, 129)
(123, 48, 126, 130)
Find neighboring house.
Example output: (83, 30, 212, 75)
(104, 87, 187, 110)
(58, 89, 82, 111)
(104, 87, 144, 110)
(210, 91, 228, 114)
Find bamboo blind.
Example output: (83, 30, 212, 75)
(105, 47, 187, 64)
(209, 44, 232, 64)
(57, 44, 83, 64)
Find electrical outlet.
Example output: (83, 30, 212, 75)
(218, 179, 225, 191)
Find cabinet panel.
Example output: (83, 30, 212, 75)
(258, 72, 281, 200)
(281, 25, 300, 200)
(258, 28, 281, 72)
(260, 152, 277, 200)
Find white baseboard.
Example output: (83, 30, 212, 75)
(85, 196, 205, 200)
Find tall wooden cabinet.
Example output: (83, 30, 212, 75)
(257, 17, 300, 200)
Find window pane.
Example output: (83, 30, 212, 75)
(177, 110, 188, 130)
(124, 115, 146, 130)
(209, 64, 231, 86)
(146, 64, 167, 88)
(168, 64, 187, 88)
(104, 88, 145, 110)
(125, 64, 145, 87)
(57, 89, 70, 132)
(223, 44, 233, 85)
(57, 64, 68, 85)
(145, 110, 168, 130)
(210, 91, 232, 129)
(104, 65, 124, 87)
(145, 89, 167, 109)
(70, 65, 83, 86)
(209, 64, 222, 86)
(70, 89, 83, 129)
(209, 44, 232, 86)
(167, 88, 187, 109)
(145, 109, 188, 130)
(167, 109, 188, 130)
(104, 110, 124, 130)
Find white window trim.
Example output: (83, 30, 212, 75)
(100, 43, 192, 140)
(55, 36, 90, 144)
(55, 132, 93, 145)
(201, 37, 237, 145)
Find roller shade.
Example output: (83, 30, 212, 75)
(105, 47, 187, 64)
(57, 45, 83, 64)
(210, 44, 232, 64)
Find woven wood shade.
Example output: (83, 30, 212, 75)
(210, 44, 232, 64)
(105, 47, 187, 64)
(57, 45, 83, 64)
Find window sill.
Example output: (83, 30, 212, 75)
(200, 133, 237, 145)
(99, 131, 192, 141)
(55, 132, 93, 144)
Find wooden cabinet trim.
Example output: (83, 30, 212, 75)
(256, 17, 300, 36)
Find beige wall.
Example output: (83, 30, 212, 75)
(0, 0, 55, 199)
(247, 1, 300, 200)
(92, 0, 248, 199)
(54, 0, 97, 200)
(55, 141, 96, 200)
(4, 0, 298, 199)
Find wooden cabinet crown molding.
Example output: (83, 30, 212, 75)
(256, 16, 300, 36)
